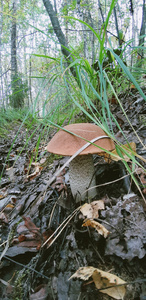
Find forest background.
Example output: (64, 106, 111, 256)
(0, 0, 145, 180)
(0, 0, 145, 118)
(0, 2, 146, 298)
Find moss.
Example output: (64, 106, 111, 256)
(0, 128, 8, 138)
(13, 272, 26, 300)
(139, 114, 146, 126)
(41, 153, 63, 167)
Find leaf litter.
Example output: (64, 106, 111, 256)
(0, 89, 146, 299)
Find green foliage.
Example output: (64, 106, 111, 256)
(13, 271, 26, 300)
(0, 108, 38, 133)
(1, 0, 145, 199)
(9, 74, 29, 109)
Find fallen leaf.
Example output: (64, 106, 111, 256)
(92, 269, 126, 299)
(82, 219, 109, 238)
(26, 162, 43, 180)
(11, 217, 53, 252)
(18, 234, 26, 242)
(40, 158, 46, 164)
(17, 224, 29, 234)
(3, 203, 14, 213)
(52, 171, 67, 193)
(22, 216, 40, 235)
(5, 245, 38, 257)
(104, 142, 136, 162)
(80, 200, 104, 219)
(37, 229, 54, 250)
(70, 266, 94, 281)
(30, 284, 48, 300)
(69, 266, 126, 300)
(17, 240, 41, 248)
(0, 212, 8, 224)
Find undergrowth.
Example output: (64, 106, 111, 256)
(0, 0, 145, 198)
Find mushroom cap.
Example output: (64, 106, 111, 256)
(47, 123, 115, 156)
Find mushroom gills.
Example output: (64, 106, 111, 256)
(69, 154, 97, 202)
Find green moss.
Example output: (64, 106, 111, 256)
(41, 153, 63, 167)
(139, 114, 146, 126)
(13, 272, 26, 300)
(0, 127, 8, 138)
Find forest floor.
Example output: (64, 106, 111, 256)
(0, 88, 146, 300)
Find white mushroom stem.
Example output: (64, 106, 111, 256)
(69, 154, 97, 202)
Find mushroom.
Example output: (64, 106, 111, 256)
(47, 123, 115, 202)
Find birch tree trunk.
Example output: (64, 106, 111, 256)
(138, 0, 145, 58)
(0, 0, 4, 107)
(10, 0, 26, 109)
(85, 0, 95, 64)
(11, 0, 17, 81)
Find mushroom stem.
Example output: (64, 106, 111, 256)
(69, 154, 97, 202)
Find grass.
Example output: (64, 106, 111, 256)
(0, 0, 145, 200)
(0, 108, 38, 133)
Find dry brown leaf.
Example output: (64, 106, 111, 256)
(0, 212, 8, 224)
(17, 240, 41, 248)
(39, 158, 47, 165)
(92, 269, 126, 299)
(69, 266, 126, 300)
(70, 266, 95, 281)
(104, 142, 136, 162)
(82, 219, 109, 238)
(12, 217, 53, 251)
(22, 216, 40, 234)
(18, 234, 26, 242)
(30, 284, 48, 300)
(80, 200, 104, 219)
(17, 224, 28, 234)
(26, 162, 43, 180)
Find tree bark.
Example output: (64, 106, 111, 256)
(139, 0, 145, 54)
(86, 0, 95, 64)
(76, 0, 88, 59)
(113, 6, 122, 47)
(98, 0, 104, 23)
(0, 0, 4, 107)
(42, 0, 78, 81)
(136, 0, 145, 68)
(11, 0, 17, 80)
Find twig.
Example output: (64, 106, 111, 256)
(3, 255, 49, 280)
(41, 207, 80, 248)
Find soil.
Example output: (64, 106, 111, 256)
(0, 88, 146, 300)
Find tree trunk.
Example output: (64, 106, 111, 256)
(98, 0, 104, 23)
(113, 6, 122, 47)
(86, 0, 95, 64)
(29, 55, 32, 107)
(11, 0, 17, 80)
(42, 0, 78, 82)
(138, 0, 145, 56)
(10, 0, 26, 109)
(136, 0, 145, 69)
(0, 0, 4, 107)
(76, 0, 88, 59)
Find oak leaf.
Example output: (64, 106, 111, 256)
(82, 219, 109, 238)
(69, 266, 126, 300)
(80, 200, 104, 219)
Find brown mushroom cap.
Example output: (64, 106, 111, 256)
(47, 123, 115, 156)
